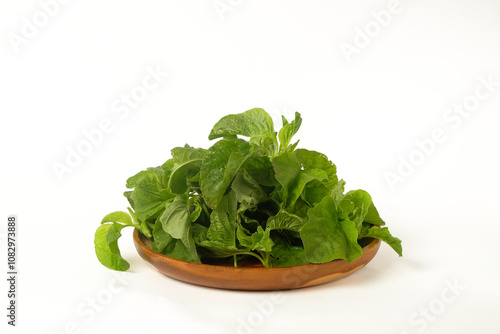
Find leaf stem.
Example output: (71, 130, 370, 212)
(201, 201, 211, 220)
(241, 252, 269, 268)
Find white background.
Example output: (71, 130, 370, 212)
(1, 0, 500, 333)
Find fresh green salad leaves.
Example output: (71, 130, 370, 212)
(94, 108, 402, 271)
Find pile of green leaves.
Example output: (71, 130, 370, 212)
(94, 108, 402, 271)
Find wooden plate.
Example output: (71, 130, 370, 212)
(133, 229, 381, 290)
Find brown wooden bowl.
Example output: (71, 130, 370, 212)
(133, 229, 381, 290)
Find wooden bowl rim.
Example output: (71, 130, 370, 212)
(133, 228, 381, 271)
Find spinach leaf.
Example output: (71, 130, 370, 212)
(272, 152, 328, 207)
(301, 196, 362, 263)
(197, 227, 251, 259)
(100, 211, 133, 226)
(271, 152, 301, 202)
(236, 224, 254, 248)
(360, 225, 403, 256)
(196, 192, 264, 263)
(208, 108, 275, 141)
(95, 210, 155, 270)
(94, 223, 130, 271)
(251, 226, 274, 252)
(336, 198, 354, 220)
(171, 145, 206, 164)
(266, 210, 304, 232)
(331, 179, 346, 205)
(126, 166, 165, 189)
(278, 112, 302, 152)
(124, 166, 176, 221)
(231, 169, 267, 206)
(200, 138, 250, 208)
(295, 149, 337, 187)
(152, 217, 173, 253)
(242, 153, 276, 187)
(343, 190, 373, 232)
(159, 195, 201, 263)
(364, 202, 386, 226)
(168, 145, 205, 194)
(195, 192, 243, 255)
(206, 191, 238, 245)
(189, 195, 203, 223)
(208, 108, 279, 156)
(161, 238, 202, 262)
(338, 190, 385, 232)
(295, 149, 338, 205)
(269, 233, 308, 267)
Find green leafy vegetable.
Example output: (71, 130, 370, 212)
(208, 108, 277, 153)
(124, 167, 175, 221)
(269, 234, 308, 267)
(94, 224, 130, 271)
(200, 138, 250, 209)
(301, 196, 363, 263)
(94, 108, 402, 271)
(168, 145, 205, 194)
(278, 112, 302, 152)
(159, 195, 201, 263)
(360, 225, 403, 256)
